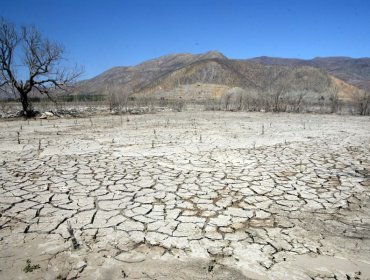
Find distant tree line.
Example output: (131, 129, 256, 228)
(209, 87, 369, 115)
(1, 87, 368, 116)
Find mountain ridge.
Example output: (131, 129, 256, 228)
(247, 56, 370, 89)
(76, 51, 368, 101)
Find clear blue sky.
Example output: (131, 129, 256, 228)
(1, 0, 369, 79)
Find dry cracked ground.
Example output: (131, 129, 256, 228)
(0, 111, 369, 280)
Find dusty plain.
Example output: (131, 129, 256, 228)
(0, 111, 369, 280)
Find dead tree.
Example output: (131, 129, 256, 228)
(264, 66, 289, 112)
(328, 87, 340, 113)
(354, 89, 370, 115)
(288, 89, 308, 112)
(0, 18, 82, 117)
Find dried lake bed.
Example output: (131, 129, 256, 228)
(0, 111, 369, 280)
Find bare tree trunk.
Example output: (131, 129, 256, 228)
(20, 91, 35, 117)
(239, 93, 243, 111)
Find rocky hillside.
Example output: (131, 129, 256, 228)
(77, 51, 227, 95)
(137, 59, 332, 94)
(76, 51, 361, 101)
(248, 56, 370, 90)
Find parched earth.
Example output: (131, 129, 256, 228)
(0, 111, 369, 280)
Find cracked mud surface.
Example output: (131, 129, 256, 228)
(0, 111, 369, 280)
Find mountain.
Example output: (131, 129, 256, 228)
(77, 51, 227, 95)
(136, 58, 332, 94)
(247, 56, 370, 90)
(76, 51, 362, 102)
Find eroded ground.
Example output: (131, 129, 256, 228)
(0, 111, 369, 280)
